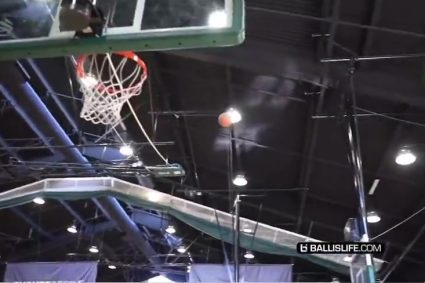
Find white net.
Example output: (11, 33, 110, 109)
(76, 52, 147, 125)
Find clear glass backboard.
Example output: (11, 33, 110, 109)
(0, 0, 244, 60)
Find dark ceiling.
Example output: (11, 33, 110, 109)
(1, 0, 425, 282)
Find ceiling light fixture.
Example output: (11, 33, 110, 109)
(108, 264, 117, 270)
(218, 108, 242, 128)
(33, 197, 45, 205)
(165, 225, 176, 234)
(88, 245, 99, 254)
(119, 144, 134, 156)
(343, 255, 353, 262)
(366, 211, 381, 223)
(244, 250, 255, 259)
(67, 224, 78, 234)
(177, 245, 186, 254)
(208, 10, 227, 28)
(395, 148, 416, 166)
(232, 174, 248, 187)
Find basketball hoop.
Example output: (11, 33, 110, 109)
(76, 51, 147, 125)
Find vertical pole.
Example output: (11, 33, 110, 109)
(344, 64, 376, 283)
(233, 194, 241, 283)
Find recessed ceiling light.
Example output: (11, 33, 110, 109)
(119, 144, 134, 156)
(67, 224, 78, 234)
(33, 197, 45, 205)
(232, 174, 248, 187)
(89, 245, 99, 254)
(395, 148, 416, 166)
(366, 211, 381, 223)
(244, 250, 255, 259)
(177, 246, 186, 254)
(108, 264, 117, 270)
(165, 225, 176, 234)
(208, 10, 227, 28)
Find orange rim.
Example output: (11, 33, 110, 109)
(76, 51, 148, 83)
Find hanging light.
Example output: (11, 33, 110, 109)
(395, 148, 416, 166)
(232, 174, 248, 187)
(177, 245, 186, 254)
(208, 10, 227, 28)
(119, 144, 134, 156)
(343, 255, 353, 262)
(218, 108, 242, 128)
(108, 264, 117, 270)
(244, 250, 255, 259)
(33, 197, 45, 205)
(67, 224, 78, 234)
(165, 225, 176, 234)
(366, 211, 381, 223)
(88, 245, 99, 253)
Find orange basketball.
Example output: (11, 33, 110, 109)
(218, 112, 233, 128)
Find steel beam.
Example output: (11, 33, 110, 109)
(59, 200, 87, 227)
(295, 0, 341, 235)
(166, 40, 425, 108)
(92, 198, 161, 265)
(10, 207, 54, 240)
(246, 6, 425, 39)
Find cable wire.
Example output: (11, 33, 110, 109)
(105, 54, 168, 164)
(371, 206, 425, 241)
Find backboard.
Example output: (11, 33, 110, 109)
(0, 0, 244, 60)
(350, 254, 376, 283)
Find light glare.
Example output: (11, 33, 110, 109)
(244, 250, 255, 259)
(367, 211, 381, 223)
(227, 108, 242, 124)
(165, 225, 176, 234)
(67, 225, 78, 234)
(119, 144, 134, 156)
(147, 191, 161, 202)
(208, 10, 227, 28)
(80, 74, 99, 88)
(395, 149, 416, 166)
(177, 246, 186, 254)
(232, 174, 248, 187)
(89, 245, 99, 253)
(33, 197, 45, 205)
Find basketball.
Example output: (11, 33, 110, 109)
(218, 112, 233, 128)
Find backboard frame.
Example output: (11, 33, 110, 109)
(0, 0, 244, 60)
